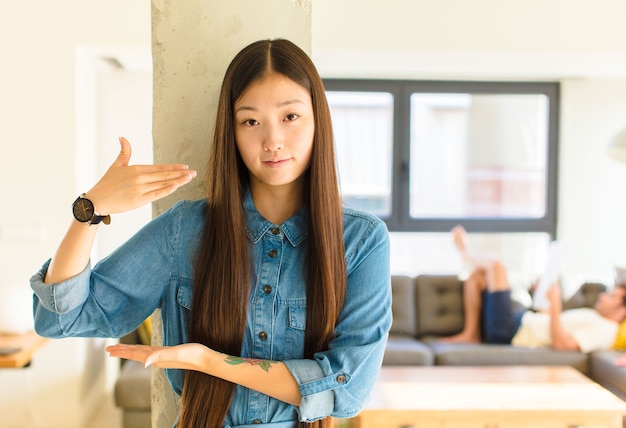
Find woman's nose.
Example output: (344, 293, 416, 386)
(263, 124, 284, 152)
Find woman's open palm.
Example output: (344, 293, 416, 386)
(107, 342, 210, 372)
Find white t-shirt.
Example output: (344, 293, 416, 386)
(511, 308, 618, 353)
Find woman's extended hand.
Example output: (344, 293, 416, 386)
(43, 137, 197, 285)
(107, 342, 302, 406)
(106, 343, 210, 371)
(85, 137, 197, 215)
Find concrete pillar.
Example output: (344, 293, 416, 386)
(150, 1, 312, 426)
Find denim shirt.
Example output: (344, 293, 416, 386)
(30, 191, 391, 427)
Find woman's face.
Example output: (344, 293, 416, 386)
(234, 72, 315, 192)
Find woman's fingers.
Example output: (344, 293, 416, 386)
(87, 137, 198, 215)
(107, 343, 209, 371)
(107, 343, 177, 369)
(128, 167, 197, 202)
(106, 344, 155, 362)
(132, 164, 197, 185)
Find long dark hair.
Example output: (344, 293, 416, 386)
(178, 39, 346, 428)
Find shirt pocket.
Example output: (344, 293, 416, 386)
(177, 279, 193, 309)
(283, 304, 306, 359)
(175, 278, 193, 338)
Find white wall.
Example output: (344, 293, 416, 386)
(313, 0, 626, 54)
(0, 1, 150, 285)
(312, 0, 626, 79)
(559, 79, 626, 282)
(0, 2, 151, 427)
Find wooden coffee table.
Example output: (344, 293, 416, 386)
(346, 366, 626, 428)
(0, 330, 47, 368)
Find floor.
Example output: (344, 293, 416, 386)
(87, 393, 122, 428)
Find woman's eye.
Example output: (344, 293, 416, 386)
(243, 119, 259, 126)
(285, 113, 299, 122)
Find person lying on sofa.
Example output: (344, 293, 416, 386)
(441, 226, 626, 352)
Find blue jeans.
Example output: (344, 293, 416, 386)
(481, 290, 525, 344)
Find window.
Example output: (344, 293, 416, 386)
(326, 91, 394, 218)
(324, 80, 559, 237)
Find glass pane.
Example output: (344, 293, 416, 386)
(410, 93, 548, 218)
(327, 91, 394, 217)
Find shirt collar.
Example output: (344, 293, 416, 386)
(243, 186, 309, 247)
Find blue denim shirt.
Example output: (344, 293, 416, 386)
(30, 191, 391, 427)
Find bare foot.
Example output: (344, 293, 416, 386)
(439, 331, 481, 343)
(452, 225, 472, 266)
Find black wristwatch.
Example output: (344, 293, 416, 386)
(72, 194, 111, 225)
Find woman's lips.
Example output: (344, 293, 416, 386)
(264, 158, 291, 168)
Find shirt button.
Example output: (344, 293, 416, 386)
(253, 420, 262, 424)
(259, 331, 268, 341)
(263, 285, 272, 294)
(336, 374, 346, 384)
(268, 249, 277, 258)
(271, 227, 280, 235)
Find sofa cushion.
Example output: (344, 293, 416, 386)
(114, 360, 152, 410)
(414, 275, 464, 337)
(383, 335, 434, 366)
(122, 411, 151, 428)
(590, 350, 626, 400)
(428, 341, 590, 374)
(390, 275, 417, 336)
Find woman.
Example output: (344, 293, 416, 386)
(31, 39, 391, 427)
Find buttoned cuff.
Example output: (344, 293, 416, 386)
(30, 259, 91, 314)
(284, 359, 349, 422)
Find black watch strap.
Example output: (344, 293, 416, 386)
(90, 213, 111, 225)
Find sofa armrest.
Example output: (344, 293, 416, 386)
(114, 360, 151, 410)
(384, 335, 434, 366)
(590, 350, 626, 400)
(390, 276, 417, 336)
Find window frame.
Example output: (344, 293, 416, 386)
(323, 79, 560, 237)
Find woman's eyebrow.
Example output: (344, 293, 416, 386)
(235, 99, 307, 114)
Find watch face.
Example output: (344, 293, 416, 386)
(73, 197, 94, 222)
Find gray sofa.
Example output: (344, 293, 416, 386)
(385, 274, 626, 400)
(114, 274, 626, 427)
